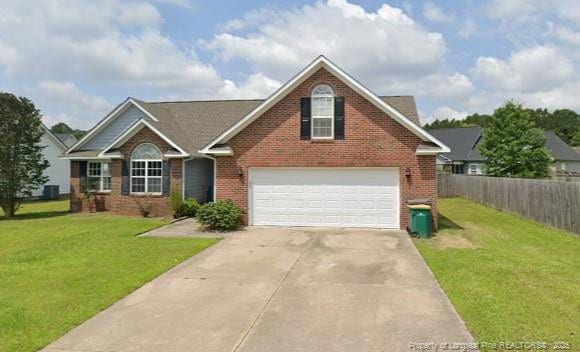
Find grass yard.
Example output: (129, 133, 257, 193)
(0, 200, 219, 352)
(415, 198, 579, 351)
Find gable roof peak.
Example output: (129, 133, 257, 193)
(199, 55, 449, 154)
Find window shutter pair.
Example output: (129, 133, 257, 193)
(300, 97, 345, 140)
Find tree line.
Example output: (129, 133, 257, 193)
(424, 108, 580, 146)
(50, 122, 87, 140)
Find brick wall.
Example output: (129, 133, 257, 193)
(70, 127, 182, 217)
(215, 68, 437, 229)
(70, 160, 111, 212)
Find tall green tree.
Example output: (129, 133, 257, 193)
(50, 122, 86, 140)
(572, 131, 580, 147)
(423, 113, 491, 129)
(479, 101, 551, 178)
(529, 108, 580, 146)
(0, 93, 49, 217)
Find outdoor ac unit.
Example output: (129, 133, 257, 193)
(43, 185, 60, 200)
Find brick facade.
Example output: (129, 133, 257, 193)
(215, 68, 437, 229)
(70, 127, 182, 217)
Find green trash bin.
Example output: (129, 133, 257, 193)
(408, 205, 432, 239)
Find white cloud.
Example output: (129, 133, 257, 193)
(0, 0, 278, 128)
(0, 1, 226, 97)
(422, 106, 468, 124)
(386, 73, 474, 102)
(471, 46, 574, 92)
(152, 0, 193, 9)
(486, 0, 539, 19)
(486, 0, 580, 22)
(422, 2, 454, 23)
(459, 18, 477, 39)
(219, 73, 281, 99)
(204, 0, 446, 88)
(33, 81, 113, 129)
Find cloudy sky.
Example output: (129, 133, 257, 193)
(1, 0, 580, 129)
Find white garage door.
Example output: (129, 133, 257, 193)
(249, 168, 400, 229)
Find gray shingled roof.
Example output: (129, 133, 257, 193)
(135, 96, 421, 156)
(68, 95, 422, 157)
(544, 131, 580, 161)
(428, 127, 485, 161)
(54, 133, 78, 148)
(429, 126, 580, 162)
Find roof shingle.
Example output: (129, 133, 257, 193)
(136, 96, 421, 156)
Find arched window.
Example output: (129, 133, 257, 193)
(311, 84, 334, 138)
(131, 143, 163, 194)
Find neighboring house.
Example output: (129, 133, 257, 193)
(31, 125, 77, 199)
(430, 126, 580, 175)
(54, 133, 78, 149)
(62, 56, 449, 229)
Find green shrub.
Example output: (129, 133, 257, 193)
(169, 189, 183, 218)
(181, 198, 200, 218)
(197, 199, 243, 231)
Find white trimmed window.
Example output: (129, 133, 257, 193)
(311, 84, 334, 139)
(87, 161, 112, 192)
(131, 143, 163, 194)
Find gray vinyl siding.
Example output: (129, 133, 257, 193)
(83, 106, 147, 150)
(184, 158, 213, 203)
(31, 133, 70, 197)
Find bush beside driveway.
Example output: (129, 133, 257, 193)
(415, 198, 579, 350)
(0, 200, 218, 352)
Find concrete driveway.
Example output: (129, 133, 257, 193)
(44, 227, 475, 352)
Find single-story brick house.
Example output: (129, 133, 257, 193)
(62, 56, 449, 229)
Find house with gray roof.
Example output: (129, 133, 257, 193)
(53, 133, 78, 148)
(29, 125, 74, 199)
(61, 56, 450, 229)
(429, 126, 580, 176)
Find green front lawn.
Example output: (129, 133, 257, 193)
(415, 198, 579, 350)
(0, 200, 218, 352)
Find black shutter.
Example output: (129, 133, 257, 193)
(162, 160, 170, 196)
(79, 161, 87, 191)
(334, 96, 345, 140)
(300, 97, 311, 140)
(121, 161, 130, 196)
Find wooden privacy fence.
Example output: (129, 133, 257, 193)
(438, 174, 580, 234)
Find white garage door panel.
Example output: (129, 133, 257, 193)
(250, 168, 400, 229)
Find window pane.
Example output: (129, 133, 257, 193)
(102, 162, 111, 177)
(147, 161, 162, 176)
(88, 177, 100, 190)
(131, 177, 145, 193)
(312, 84, 333, 96)
(148, 168, 162, 177)
(312, 97, 333, 117)
(147, 178, 162, 193)
(88, 162, 101, 177)
(313, 118, 332, 128)
(132, 143, 162, 160)
(132, 161, 145, 176)
(312, 117, 333, 138)
(102, 177, 111, 191)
